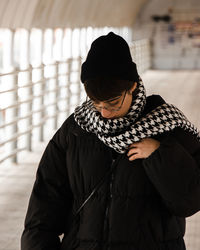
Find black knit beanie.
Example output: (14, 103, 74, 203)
(81, 32, 139, 83)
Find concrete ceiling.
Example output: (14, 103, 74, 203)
(0, 0, 147, 29)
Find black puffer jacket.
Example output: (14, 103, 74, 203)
(21, 95, 200, 250)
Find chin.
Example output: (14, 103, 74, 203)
(102, 115, 115, 119)
(101, 112, 124, 119)
(104, 115, 118, 119)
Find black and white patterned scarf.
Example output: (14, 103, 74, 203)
(74, 78, 200, 153)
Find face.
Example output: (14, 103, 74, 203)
(91, 82, 137, 119)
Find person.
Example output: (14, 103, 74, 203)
(21, 32, 200, 250)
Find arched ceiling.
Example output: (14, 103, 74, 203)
(0, 0, 147, 29)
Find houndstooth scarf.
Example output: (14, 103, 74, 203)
(74, 78, 200, 153)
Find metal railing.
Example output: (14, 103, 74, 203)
(0, 57, 85, 164)
(0, 39, 151, 164)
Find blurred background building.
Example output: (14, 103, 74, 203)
(0, 0, 200, 249)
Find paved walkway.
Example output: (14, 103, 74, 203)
(142, 70, 200, 250)
(0, 70, 200, 250)
(0, 143, 46, 250)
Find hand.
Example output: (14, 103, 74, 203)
(127, 138, 160, 161)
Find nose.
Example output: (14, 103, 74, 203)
(100, 108, 113, 118)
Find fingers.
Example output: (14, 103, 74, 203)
(128, 153, 140, 161)
(127, 147, 138, 157)
(127, 146, 140, 161)
(127, 138, 160, 161)
(127, 141, 143, 161)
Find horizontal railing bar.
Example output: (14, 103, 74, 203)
(0, 59, 82, 77)
(0, 94, 77, 129)
(0, 114, 57, 147)
(0, 88, 66, 111)
(0, 68, 29, 77)
(0, 95, 70, 113)
(0, 147, 27, 164)
(0, 66, 45, 77)
(0, 71, 81, 94)
(0, 107, 45, 129)
(0, 99, 68, 129)
(0, 73, 81, 95)
(0, 80, 46, 94)
(1, 96, 41, 110)
(0, 75, 69, 94)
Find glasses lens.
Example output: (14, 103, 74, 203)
(90, 91, 126, 112)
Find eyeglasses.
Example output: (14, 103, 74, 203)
(87, 91, 127, 112)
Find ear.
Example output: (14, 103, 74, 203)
(130, 82, 137, 94)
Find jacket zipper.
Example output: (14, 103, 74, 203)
(102, 159, 115, 250)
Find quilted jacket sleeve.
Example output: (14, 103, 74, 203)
(143, 128, 200, 217)
(21, 120, 73, 250)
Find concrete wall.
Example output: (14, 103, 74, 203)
(133, 0, 200, 69)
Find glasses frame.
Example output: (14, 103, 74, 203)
(87, 90, 127, 112)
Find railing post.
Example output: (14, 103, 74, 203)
(77, 56, 82, 104)
(54, 61, 59, 129)
(39, 64, 45, 142)
(12, 71, 18, 163)
(6, 69, 18, 163)
(26, 65, 33, 151)
(66, 58, 72, 117)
